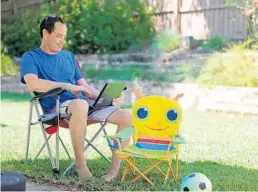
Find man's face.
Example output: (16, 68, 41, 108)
(43, 22, 67, 53)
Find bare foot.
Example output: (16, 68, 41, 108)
(77, 167, 93, 178)
(102, 170, 119, 181)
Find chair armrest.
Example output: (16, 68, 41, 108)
(104, 126, 134, 141)
(104, 126, 134, 151)
(172, 135, 186, 144)
(33, 87, 66, 99)
(166, 135, 186, 153)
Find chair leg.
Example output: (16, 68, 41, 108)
(145, 158, 166, 176)
(88, 122, 110, 162)
(85, 138, 111, 163)
(164, 164, 171, 183)
(102, 123, 112, 151)
(131, 159, 163, 183)
(128, 157, 136, 176)
(54, 125, 60, 174)
(169, 162, 176, 180)
(164, 160, 174, 184)
(35, 103, 57, 171)
(125, 160, 154, 185)
(25, 100, 33, 165)
(122, 162, 130, 181)
(132, 157, 136, 175)
(63, 122, 108, 175)
(54, 96, 60, 174)
(59, 137, 72, 160)
(31, 135, 52, 164)
(83, 122, 110, 162)
(122, 157, 137, 182)
(175, 153, 179, 180)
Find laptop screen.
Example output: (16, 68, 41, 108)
(93, 82, 127, 107)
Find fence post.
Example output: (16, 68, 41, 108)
(175, 0, 182, 34)
(10, 0, 18, 14)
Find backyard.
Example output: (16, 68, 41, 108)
(1, 0, 258, 191)
(1, 93, 258, 191)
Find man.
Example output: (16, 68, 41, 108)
(21, 14, 132, 181)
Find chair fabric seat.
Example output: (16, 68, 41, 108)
(117, 144, 178, 159)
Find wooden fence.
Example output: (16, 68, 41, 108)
(1, 0, 248, 40)
(144, 0, 247, 40)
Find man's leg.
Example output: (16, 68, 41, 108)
(67, 99, 92, 177)
(102, 109, 133, 181)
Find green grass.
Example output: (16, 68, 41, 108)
(197, 45, 258, 87)
(1, 95, 258, 191)
(82, 64, 201, 83)
(1, 92, 31, 102)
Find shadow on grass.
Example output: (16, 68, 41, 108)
(0, 124, 9, 128)
(1, 158, 258, 191)
(1, 92, 31, 102)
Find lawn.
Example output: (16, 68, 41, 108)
(82, 63, 201, 83)
(1, 93, 258, 191)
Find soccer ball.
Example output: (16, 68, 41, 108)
(180, 173, 212, 191)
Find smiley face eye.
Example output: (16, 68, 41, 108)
(137, 107, 149, 119)
(167, 110, 178, 121)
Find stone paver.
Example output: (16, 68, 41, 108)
(26, 181, 63, 191)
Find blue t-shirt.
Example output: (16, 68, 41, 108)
(21, 48, 84, 114)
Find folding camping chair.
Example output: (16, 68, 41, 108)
(24, 60, 113, 175)
(105, 92, 185, 185)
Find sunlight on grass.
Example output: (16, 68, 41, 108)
(1, 100, 258, 191)
(82, 64, 201, 83)
(1, 92, 31, 102)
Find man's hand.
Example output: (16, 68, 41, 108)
(112, 96, 123, 106)
(64, 83, 92, 98)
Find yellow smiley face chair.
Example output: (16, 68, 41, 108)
(105, 90, 185, 185)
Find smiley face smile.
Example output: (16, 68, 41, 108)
(145, 125, 169, 130)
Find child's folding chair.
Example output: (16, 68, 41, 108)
(24, 60, 113, 175)
(105, 93, 185, 185)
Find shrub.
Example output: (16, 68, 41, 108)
(2, 0, 155, 56)
(197, 45, 258, 87)
(1, 11, 46, 57)
(1, 54, 19, 76)
(56, 0, 155, 54)
(150, 30, 181, 53)
(201, 36, 229, 52)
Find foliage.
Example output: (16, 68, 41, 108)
(201, 37, 229, 52)
(55, 0, 155, 54)
(149, 30, 181, 53)
(1, 0, 155, 57)
(1, 45, 19, 76)
(1, 10, 46, 57)
(197, 45, 258, 87)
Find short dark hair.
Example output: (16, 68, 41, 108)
(39, 14, 65, 38)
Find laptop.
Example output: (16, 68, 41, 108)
(88, 82, 127, 113)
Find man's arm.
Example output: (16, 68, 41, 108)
(76, 78, 100, 99)
(24, 73, 71, 92)
(24, 74, 91, 98)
